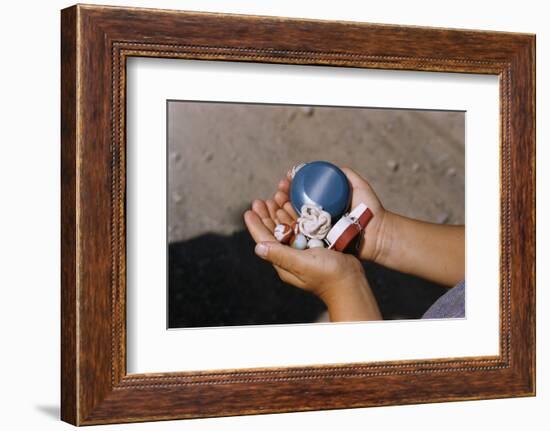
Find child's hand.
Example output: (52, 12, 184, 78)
(274, 166, 389, 264)
(244, 200, 382, 321)
(274, 166, 464, 286)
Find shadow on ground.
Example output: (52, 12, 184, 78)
(35, 405, 59, 420)
(168, 230, 448, 328)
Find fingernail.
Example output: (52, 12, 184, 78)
(255, 243, 268, 258)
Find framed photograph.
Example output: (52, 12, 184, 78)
(61, 4, 535, 425)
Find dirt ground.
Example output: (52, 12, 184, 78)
(167, 102, 464, 328)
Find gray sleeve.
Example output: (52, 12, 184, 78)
(422, 280, 465, 319)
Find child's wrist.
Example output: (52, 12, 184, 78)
(359, 209, 395, 267)
(319, 276, 382, 322)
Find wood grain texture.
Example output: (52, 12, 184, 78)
(60, 4, 536, 425)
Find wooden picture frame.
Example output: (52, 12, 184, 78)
(61, 4, 535, 425)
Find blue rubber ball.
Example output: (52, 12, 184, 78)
(290, 161, 351, 220)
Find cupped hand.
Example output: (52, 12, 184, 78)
(243, 199, 382, 321)
(274, 166, 388, 264)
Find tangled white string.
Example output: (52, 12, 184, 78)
(298, 204, 332, 240)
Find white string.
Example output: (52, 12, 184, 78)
(297, 204, 332, 240)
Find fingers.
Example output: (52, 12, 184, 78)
(278, 178, 290, 194)
(273, 266, 305, 288)
(254, 241, 307, 276)
(273, 191, 298, 223)
(265, 200, 280, 224)
(244, 210, 300, 280)
(251, 200, 276, 232)
(243, 210, 276, 243)
(273, 187, 298, 220)
(251, 199, 270, 219)
(245, 209, 304, 285)
(283, 202, 299, 220)
(273, 190, 289, 208)
(276, 208, 294, 225)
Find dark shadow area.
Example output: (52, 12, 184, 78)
(168, 230, 448, 328)
(363, 260, 448, 320)
(168, 230, 326, 328)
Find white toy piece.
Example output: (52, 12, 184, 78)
(297, 204, 331, 240)
(290, 233, 308, 250)
(325, 203, 373, 252)
(274, 223, 293, 244)
(307, 238, 325, 249)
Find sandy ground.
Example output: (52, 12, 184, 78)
(168, 102, 464, 242)
(167, 102, 464, 328)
